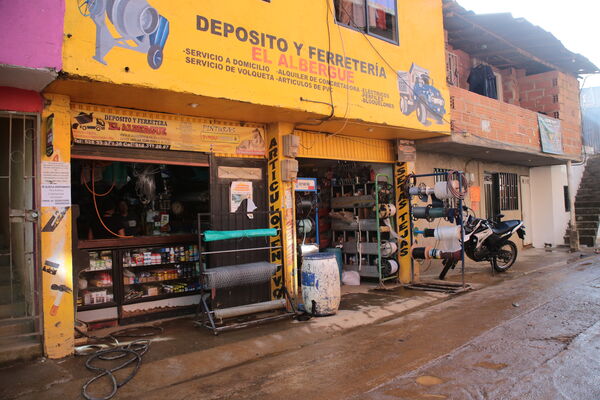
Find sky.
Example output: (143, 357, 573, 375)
(455, 0, 600, 88)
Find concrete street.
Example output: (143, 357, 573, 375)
(1, 249, 599, 400)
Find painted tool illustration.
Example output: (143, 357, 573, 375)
(42, 207, 70, 232)
(78, 0, 170, 69)
(50, 284, 73, 316)
(397, 63, 446, 126)
(72, 112, 105, 131)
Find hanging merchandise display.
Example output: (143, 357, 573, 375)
(381, 259, 399, 276)
(413, 226, 461, 241)
(406, 170, 469, 287)
(376, 203, 397, 218)
(330, 174, 398, 285)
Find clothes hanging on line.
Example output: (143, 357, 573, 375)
(467, 64, 498, 100)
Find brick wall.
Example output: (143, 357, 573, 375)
(450, 85, 541, 150)
(517, 71, 582, 155)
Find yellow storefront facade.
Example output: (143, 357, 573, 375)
(41, 0, 450, 358)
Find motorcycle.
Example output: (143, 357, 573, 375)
(439, 208, 525, 280)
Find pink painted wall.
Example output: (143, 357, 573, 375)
(0, 0, 64, 70)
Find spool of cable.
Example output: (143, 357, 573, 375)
(382, 259, 399, 276)
(412, 206, 448, 221)
(409, 185, 434, 202)
(297, 218, 314, 235)
(412, 247, 462, 261)
(434, 181, 458, 200)
(381, 241, 398, 257)
(434, 226, 461, 241)
(376, 203, 397, 218)
(297, 199, 314, 209)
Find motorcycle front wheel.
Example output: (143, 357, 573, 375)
(492, 240, 518, 272)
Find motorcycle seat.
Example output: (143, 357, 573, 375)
(492, 220, 520, 235)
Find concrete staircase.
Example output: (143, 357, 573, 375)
(0, 253, 42, 364)
(571, 156, 600, 247)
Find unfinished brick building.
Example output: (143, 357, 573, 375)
(415, 0, 599, 249)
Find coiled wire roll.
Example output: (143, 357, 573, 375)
(203, 262, 278, 289)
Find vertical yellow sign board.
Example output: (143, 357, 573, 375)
(41, 94, 74, 358)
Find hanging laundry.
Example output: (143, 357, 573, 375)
(467, 64, 498, 99)
(376, 9, 387, 30)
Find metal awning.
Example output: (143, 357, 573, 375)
(416, 134, 580, 167)
(443, 1, 599, 76)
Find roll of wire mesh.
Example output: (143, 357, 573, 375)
(203, 262, 278, 289)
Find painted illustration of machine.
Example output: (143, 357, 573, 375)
(397, 63, 446, 126)
(78, 0, 170, 69)
(72, 112, 106, 131)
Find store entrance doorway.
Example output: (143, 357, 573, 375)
(0, 113, 40, 342)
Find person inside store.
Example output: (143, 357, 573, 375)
(88, 197, 126, 239)
(118, 200, 140, 236)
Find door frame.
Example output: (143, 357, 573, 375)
(0, 111, 42, 334)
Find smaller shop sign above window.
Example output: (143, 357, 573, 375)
(71, 104, 266, 157)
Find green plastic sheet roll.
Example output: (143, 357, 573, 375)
(203, 228, 278, 242)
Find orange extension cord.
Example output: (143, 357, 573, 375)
(84, 161, 132, 239)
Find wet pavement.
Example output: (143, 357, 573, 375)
(1, 248, 599, 399)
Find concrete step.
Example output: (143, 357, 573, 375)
(576, 214, 600, 222)
(575, 201, 600, 208)
(576, 221, 599, 229)
(575, 194, 600, 202)
(575, 207, 600, 215)
(0, 318, 35, 337)
(0, 302, 26, 319)
(579, 235, 597, 247)
(0, 336, 41, 365)
(577, 228, 598, 237)
(0, 265, 15, 285)
(0, 284, 23, 304)
(576, 190, 600, 197)
(0, 331, 41, 347)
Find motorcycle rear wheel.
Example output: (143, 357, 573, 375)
(491, 240, 518, 272)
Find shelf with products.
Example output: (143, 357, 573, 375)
(121, 244, 200, 268)
(77, 250, 115, 309)
(330, 177, 399, 284)
(123, 280, 201, 304)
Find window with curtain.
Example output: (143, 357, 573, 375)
(334, 0, 398, 44)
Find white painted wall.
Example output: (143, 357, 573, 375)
(530, 165, 572, 248)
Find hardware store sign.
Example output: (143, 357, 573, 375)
(64, 0, 450, 132)
(71, 105, 266, 156)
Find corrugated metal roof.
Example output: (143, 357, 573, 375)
(443, 0, 599, 75)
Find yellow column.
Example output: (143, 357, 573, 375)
(266, 122, 298, 299)
(40, 94, 74, 358)
(395, 161, 415, 284)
